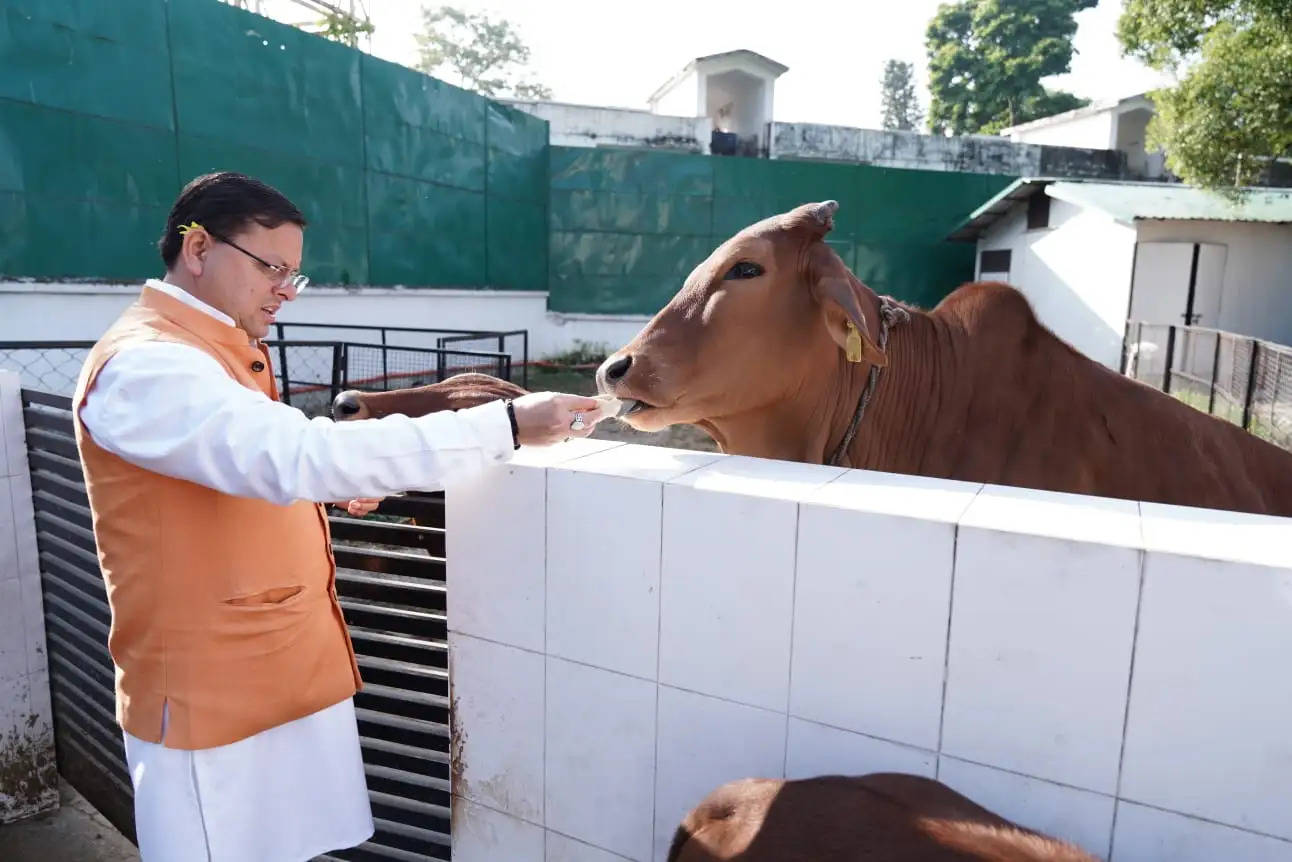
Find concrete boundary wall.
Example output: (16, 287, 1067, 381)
(0, 283, 650, 377)
(770, 122, 1128, 180)
(446, 440, 1292, 862)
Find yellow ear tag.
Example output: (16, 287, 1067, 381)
(845, 321, 864, 363)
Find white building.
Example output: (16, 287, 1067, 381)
(949, 179, 1292, 369)
(647, 49, 787, 156)
(504, 49, 787, 156)
(999, 94, 1165, 180)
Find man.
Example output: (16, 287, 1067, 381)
(72, 171, 603, 861)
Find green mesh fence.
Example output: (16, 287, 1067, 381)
(548, 148, 1015, 314)
(0, 0, 548, 290)
(3, 0, 1012, 314)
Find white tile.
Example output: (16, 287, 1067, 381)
(786, 718, 935, 780)
(557, 443, 722, 484)
(28, 670, 53, 733)
(546, 658, 656, 861)
(806, 468, 982, 523)
(1141, 501, 1292, 570)
(0, 577, 26, 685)
(658, 480, 798, 711)
(19, 565, 47, 678)
(10, 471, 39, 585)
(0, 673, 30, 729)
(512, 438, 626, 469)
(0, 371, 25, 478)
(0, 670, 55, 822)
(449, 633, 545, 822)
(546, 471, 661, 679)
(790, 499, 955, 749)
(959, 483, 1143, 550)
(654, 686, 787, 862)
(0, 477, 19, 583)
(447, 463, 547, 652)
(941, 524, 1141, 794)
(1119, 552, 1292, 840)
(546, 831, 632, 862)
(1111, 802, 1292, 862)
(937, 757, 1115, 860)
(668, 455, 847, 501)
(451, 798, 544, 862)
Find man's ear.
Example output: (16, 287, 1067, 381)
(180, 228, 211, 278)
(812, 274, 887, 368)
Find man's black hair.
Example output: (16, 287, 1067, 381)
(159, 172, 307, 267)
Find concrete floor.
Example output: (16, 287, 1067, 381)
(0, 780, 137, 862)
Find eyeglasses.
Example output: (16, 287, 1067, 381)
(207, 230, 309, 294)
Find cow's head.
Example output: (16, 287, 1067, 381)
(596, 201, 887, 434)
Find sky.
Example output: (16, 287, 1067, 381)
(256, 0, 1172, 129)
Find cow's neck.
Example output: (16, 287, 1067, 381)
(834, 310, 956, 473)
(701, 311, 952, 469)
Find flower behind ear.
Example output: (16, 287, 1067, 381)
(177, 221, 203, 236)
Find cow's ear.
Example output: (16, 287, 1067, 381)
(806, 242, 886, 366)
(812, 274, 886, 367)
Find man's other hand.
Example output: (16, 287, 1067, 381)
(333, 498, 382, 516)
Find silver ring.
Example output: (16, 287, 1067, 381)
(570, 412, 587, 431)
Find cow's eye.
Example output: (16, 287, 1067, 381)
(723, 261, 765, 280)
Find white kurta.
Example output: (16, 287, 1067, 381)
(80, 279, 518, 861)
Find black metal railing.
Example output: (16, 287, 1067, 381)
(1123, 321, 1292, 451)
(274, 322, 529, 390)
(266, 341, 514, 418)
(21, 390, 457, 859)
(1, 339, 520, 418)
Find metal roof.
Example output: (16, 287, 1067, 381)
(946, 179, 1052, 242)
(948, 179, 1292, 242)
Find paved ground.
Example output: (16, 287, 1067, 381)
(0, 780, 137, 862)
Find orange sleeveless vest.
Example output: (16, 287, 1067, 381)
(72, 286, 361, 750)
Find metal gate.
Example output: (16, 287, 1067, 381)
(21, 390, 457, 860)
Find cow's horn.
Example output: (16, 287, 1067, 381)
(815, 200, 839, 223)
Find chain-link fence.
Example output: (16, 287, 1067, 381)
(1124, 321, 1292, 451)
(0, 342, 94, 395)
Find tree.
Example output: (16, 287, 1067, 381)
(1118, 0, 1292, 189)
(880, 60, 925, 131)
(317, 10, 375, 48)
(415, 6, 552, 101)
(926, 0, 1096, 135)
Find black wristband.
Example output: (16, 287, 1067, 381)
(504, 399, 521, 449)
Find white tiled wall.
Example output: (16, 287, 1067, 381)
(786, 717, 935, 780)
(448, 632, 545, 822)
(452, 797, 544, 862)
(1121, 504, 1292, 842)
(0, 370, 57, 823)
(545, 658, 656, 860)
(1111, 802, 1292, 862)
(938, 756, 1117, 859)
(653, 685, 787, 862)
(448, 443, 1292, 861)
(943, 487, 1142, 794)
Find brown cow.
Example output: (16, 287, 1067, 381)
(592, 200, 1292, 517)
(332, 372, 527, 421)
(668, 773, 1098, 862)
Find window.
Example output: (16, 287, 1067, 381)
(979, 249, 1011, 278)
(1027, 192, 1051, 229)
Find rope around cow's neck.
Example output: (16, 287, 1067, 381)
(826, 297, 910, 467)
